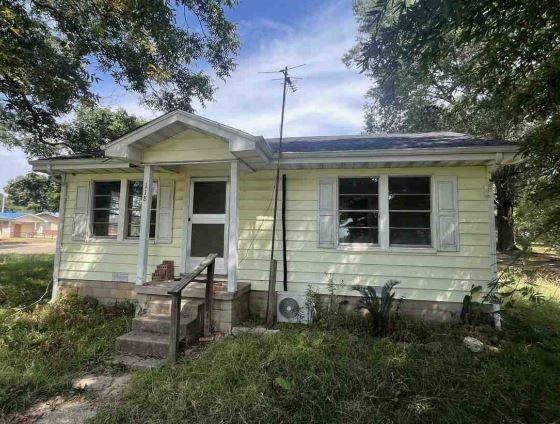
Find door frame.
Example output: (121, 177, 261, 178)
(185, 177, 229, 275)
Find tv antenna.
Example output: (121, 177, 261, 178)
(260, 64, 305, 324)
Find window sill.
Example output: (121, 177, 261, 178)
(335, 245, 437, 254)
(85, 238, 157, 245)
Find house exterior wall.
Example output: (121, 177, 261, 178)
(0, 221, 10, 237)
(59, 171, 188, 283)
(237, 166, 492, 304)
(56, 164, 493, 312)
(142, 129, 234, 164)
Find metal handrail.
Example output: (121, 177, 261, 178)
(168, 253, 217, 362)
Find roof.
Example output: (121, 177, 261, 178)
(266, 132, 515, 153)
(0, 212, 26, 220)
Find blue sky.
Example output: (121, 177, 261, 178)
(0, 0, 369, 192)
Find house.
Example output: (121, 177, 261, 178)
(0, 211, 59, 238)
(30, 110, 518, 334)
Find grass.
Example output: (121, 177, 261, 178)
(0, 254, 54, 307)
(0, 255, 134, 416)
(92, 267, 560, 423)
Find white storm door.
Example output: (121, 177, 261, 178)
(187, 179, 229, 275)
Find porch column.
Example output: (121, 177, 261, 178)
(136, 165, 154, 285)
(227, 160, 239, 292)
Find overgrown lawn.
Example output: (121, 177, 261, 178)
(92, 269, 560, 423)
(0, 254, 133, 416)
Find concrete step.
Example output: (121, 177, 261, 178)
(116, 331, 171, 358)
(131, 313, 199, 337)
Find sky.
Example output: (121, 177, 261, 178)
(0, 0, 370, 192)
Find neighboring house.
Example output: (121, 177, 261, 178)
(30, 110, 518, 328)
(0, 212, 59, 238)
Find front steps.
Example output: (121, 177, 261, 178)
(116, 300, 204, 358)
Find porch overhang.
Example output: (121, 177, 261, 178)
(103, 110, 272, 167)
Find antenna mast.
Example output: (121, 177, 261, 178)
(261, 64, 303, 325)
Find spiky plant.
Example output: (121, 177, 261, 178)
(353, 280, 400, 337)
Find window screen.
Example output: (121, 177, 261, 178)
(389, 176, 431, 246)
(338, 177, 379, 244)
(92, 181, 121, 238)
(127, 181, 157, 238)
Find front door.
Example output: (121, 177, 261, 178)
(187, 179, 229, 274)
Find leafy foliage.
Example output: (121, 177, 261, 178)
(4, 173, 59, 212)
(347, 0, 560, 243)
(0, 0, 239, 157)
(305, 275, 350, 329)
(352, 280, 400, 337)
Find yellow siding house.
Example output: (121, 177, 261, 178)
(31, 110, 518, 325)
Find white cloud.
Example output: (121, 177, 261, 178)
(198, 1, 369, 137)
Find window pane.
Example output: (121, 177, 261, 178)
(193, 182, 227, 214)
(191, 224, 224, 257)
(389, 176, 432, 247)
(93, 209, 119, 224)
(389, 194, 430, 210)
(390, 229, 431, 246)
(389, 212, 431, 228)
(94, 181, 121, 196)
(93, 223, 118, 238)
(339, 227, 378, 244)
(339, 195, 378, 210)
(339, 178, 378, 194)
(339, 212, 378, 228)
(127, 181, 157, 238)
(93, 195, 116, 210)
(389, 177, 430, 194)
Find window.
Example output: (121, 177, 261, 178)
(92, 181, 121, 238)
(389, 176, 431, 246)
(126, 181, 158, 238)
(338, 177, 379, 244)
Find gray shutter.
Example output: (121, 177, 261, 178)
(317, 178, 336, 248)
(72, 182, 90, 241)
(156, 179, 175, 243)
(435, 176, 459, 251)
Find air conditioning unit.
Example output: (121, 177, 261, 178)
(276, 293, 312, 324)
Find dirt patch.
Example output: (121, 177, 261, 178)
(6, 374, 132, 424)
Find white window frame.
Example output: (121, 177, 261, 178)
(336, 176, 380, 249)
(335, 174, 437, 253)
(124, 179, 159, 240)
(87, 178, 160, 243)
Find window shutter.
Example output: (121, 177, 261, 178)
(435, 176, 459, 251)
(317, 178, 336, 248)
(156, 179, 175, 243)
(72, 182, 90, 241)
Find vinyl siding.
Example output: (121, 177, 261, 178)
(59, 172, 187, 283)
(237, 166, 493, 303)
(142, 129, 234, 163)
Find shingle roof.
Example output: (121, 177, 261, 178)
(0, 212, 26, 220)
(265, 132, 515, 153)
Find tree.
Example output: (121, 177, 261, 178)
(4, 173, 60, 212)
(60, 105, 144, 156)
(0, 0, 239, 157)
(347, 0, 560, 249)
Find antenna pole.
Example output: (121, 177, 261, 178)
(266, 66, 289, 325)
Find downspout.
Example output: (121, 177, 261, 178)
(487, 163, 501, 328)
(281, 174, 287, 291)
(51, 169, 67, 302)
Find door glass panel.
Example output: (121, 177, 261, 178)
(191, 224, 224, 257)
(193, 182, 227, 214)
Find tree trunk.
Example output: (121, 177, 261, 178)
(492, 166, 518, 251)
